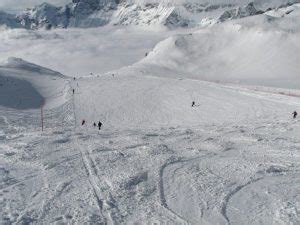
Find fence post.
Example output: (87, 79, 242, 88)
(41, 100, 45, 131)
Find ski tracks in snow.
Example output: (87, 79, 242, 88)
(159, 157, 191, 225)
(76, 138, 121, 224)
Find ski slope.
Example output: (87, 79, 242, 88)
(0, 56, 300, 224)
(73, 73, 300, 129)
(1, 3, 300, 224)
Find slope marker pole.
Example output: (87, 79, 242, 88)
(41, 100, 45, 132)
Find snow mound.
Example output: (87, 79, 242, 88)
(3, 58, 64, 78)
(0, 58, 69, 109)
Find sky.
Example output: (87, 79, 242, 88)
(0, 0, 70, 12)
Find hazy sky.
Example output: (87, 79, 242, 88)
(0, 0, 70, 11)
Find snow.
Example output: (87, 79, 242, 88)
(0, 2, 300, 225)
(135, 4, 300, 89)
(0, 58, 69, 108)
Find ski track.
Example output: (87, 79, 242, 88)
(159, 157, 190, 225)
(77, 144, 108, 224)
(221, 177, 263, 225)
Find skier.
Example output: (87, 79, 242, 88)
(72, 89, 75, 94)
(82, 120, 86, 126)
(93, 122, 97, 127)
(98, 121, 102, 130)
(293, 111, 297, 119)
(192, 101, 195, 107)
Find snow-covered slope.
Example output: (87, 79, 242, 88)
(134, 3, 300, 89)
(1, 56, 300, 224)
(0, 58, 69, 109)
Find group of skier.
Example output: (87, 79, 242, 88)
(72, 81, 103, 130)
(81, 120, 102, 130)
(80, 104, 297, 131)
(75, 88, 298, 132)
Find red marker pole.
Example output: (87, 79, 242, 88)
(41, 100, 45, 132)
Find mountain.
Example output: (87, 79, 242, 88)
(0, 11, 22, 28)
(0, 0, 299, 29)
(17, 0, 117, 29)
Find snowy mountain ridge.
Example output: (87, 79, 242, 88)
(0, 0, 299, 29)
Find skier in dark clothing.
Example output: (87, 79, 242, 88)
(93, 122, 97, 127)
(293, 111, 297, 119)
(98, 121, 102, 130)
(82, 120, 86, 126)
(72, 89, 75, 94)
(192, 101, 195, 107)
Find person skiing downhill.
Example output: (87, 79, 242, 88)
(293, 111, 298, 119)
(93, 122, 96, 127)
(98, 121, 102, 130)
(192, 101, 195, 107)
(82, 120, 86, 126)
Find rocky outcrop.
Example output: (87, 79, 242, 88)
(0, 0, 299, 29)
(0, 11, 22, 28)
(218, 3, 264, 22)
(16, 0, 119, 29)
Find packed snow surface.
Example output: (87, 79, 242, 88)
(1, 57, 300, 224)
(1, 2, 300, 225)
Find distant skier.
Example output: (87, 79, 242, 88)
(72, 89, 75, 94)
(93, 122, 97, 127)
(293, 111, 298, 119)
(82, 120, 86, 126)
(98, 121, 102, 130)
(192, 101, 195, 107)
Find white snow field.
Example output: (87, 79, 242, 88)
(1, 3, 300, 225)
